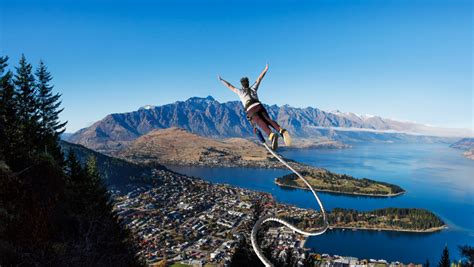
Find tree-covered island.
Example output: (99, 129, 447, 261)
(275, 168, 405, 197)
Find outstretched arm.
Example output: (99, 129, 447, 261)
(253, 63, 269, 90)
(218, 75, 238, 94)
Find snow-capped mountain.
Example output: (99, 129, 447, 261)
(68, 96, 472, 152)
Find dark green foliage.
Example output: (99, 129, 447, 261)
(0, 54, 142, 266)
(0, 57, 19, 163)
(281, 247, 296, 267)
(230, 237, 264, 267)
(303, 254, 316, 267)
(0, 56, 8, 160)
(277, 170, 404, 195)
(230, 201, 265, 267)
(13, 55, 40, 161)
(327, 207, 445, 230)
(0, 56, 6, 79)
(60, 140, 155, 190)
(0, 154, 67, 264)
(65, 149, 85, 184)
(60, 154, 141, 266)
(35, 60, 66, 163)
(14, 55, 37, 124)
(2, 55, 65, 169)
(438, 246, 450, 267)
(459, 245, 474, 266)
(0, 154, 142, 266)
(36, 60, 66, 136)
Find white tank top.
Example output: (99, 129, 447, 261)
(236, 87, 259, 110)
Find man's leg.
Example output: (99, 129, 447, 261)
(260, 109, 292, 146)
(260, 109, 282, 132)
(251, 113, 279, 150)
(247, 105, 279, 150)
(251, 114, 272, 136)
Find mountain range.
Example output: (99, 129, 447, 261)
(450, 138, 474, 150)
(450, 138, 474, 160)
(68, 96, 471, 152)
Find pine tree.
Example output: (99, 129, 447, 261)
(85, 155, 108, 205)
(14, 55, 37, 124)
(13, 54, 40, 158)
(439, 246, 450, 267)
(63, 154, 142, 265)
(35, 60, 66, 162)
(0, 56, 8, 159)
(1, 54, 142, 266)
(0, 57, 21, 166)
(0, 56, 7, 110)
(85, 156, 102, 188)
(65, 149, 84, 184)
(35, 61, 66, 135)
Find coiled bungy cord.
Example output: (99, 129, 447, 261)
(250, 129, 329, 267)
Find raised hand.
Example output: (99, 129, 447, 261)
(254, 63, 269, 90)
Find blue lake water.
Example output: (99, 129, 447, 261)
(167, 143, 474, 263)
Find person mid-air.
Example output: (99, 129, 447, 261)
(218, 64, 291, 150)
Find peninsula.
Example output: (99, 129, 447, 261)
(117, 127, 405, 197)
(277, 207, 445, 234)
(275, 168, 405, 197)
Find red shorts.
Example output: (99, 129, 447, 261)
(246, 104, 281, 136)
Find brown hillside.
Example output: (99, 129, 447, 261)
(116, 127, 273, 167)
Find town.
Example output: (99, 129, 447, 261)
(112, 168, 269, 265)
(112, 168, 420, 267)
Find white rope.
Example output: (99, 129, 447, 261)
(250, 143, 329, 267)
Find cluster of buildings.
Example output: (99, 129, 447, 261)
(308, 254, 422, 267)
(112, 169, 270, 265)
(111, 168, 417, 267)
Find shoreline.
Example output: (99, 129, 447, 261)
(275, 179, 405, 197)
(301, 225, 447, 249)
(329, 225, 447, 233)
(163, 162, 406, 197)
(299, 237, 307, 248)
(158, 161, 289, 170)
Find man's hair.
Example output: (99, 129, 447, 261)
(240, 77, 250, 88)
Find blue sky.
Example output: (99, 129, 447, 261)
(1, 0, 472, 132)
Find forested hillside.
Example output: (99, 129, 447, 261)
(0, 55, 142, 266)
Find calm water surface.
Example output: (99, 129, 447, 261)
(168, 143, 474, 263)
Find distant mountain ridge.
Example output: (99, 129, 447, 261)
(450, 138, 474, 160)
(68, 96, 470, 152)
(450, 138, 474, 150)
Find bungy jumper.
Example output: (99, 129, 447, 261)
(218, 65, 329, 267)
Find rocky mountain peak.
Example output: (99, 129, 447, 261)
(68, 96, 470, 153)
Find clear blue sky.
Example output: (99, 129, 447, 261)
(1, 0, 472, 132)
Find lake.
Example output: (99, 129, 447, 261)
(167, 142, 474, 263)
